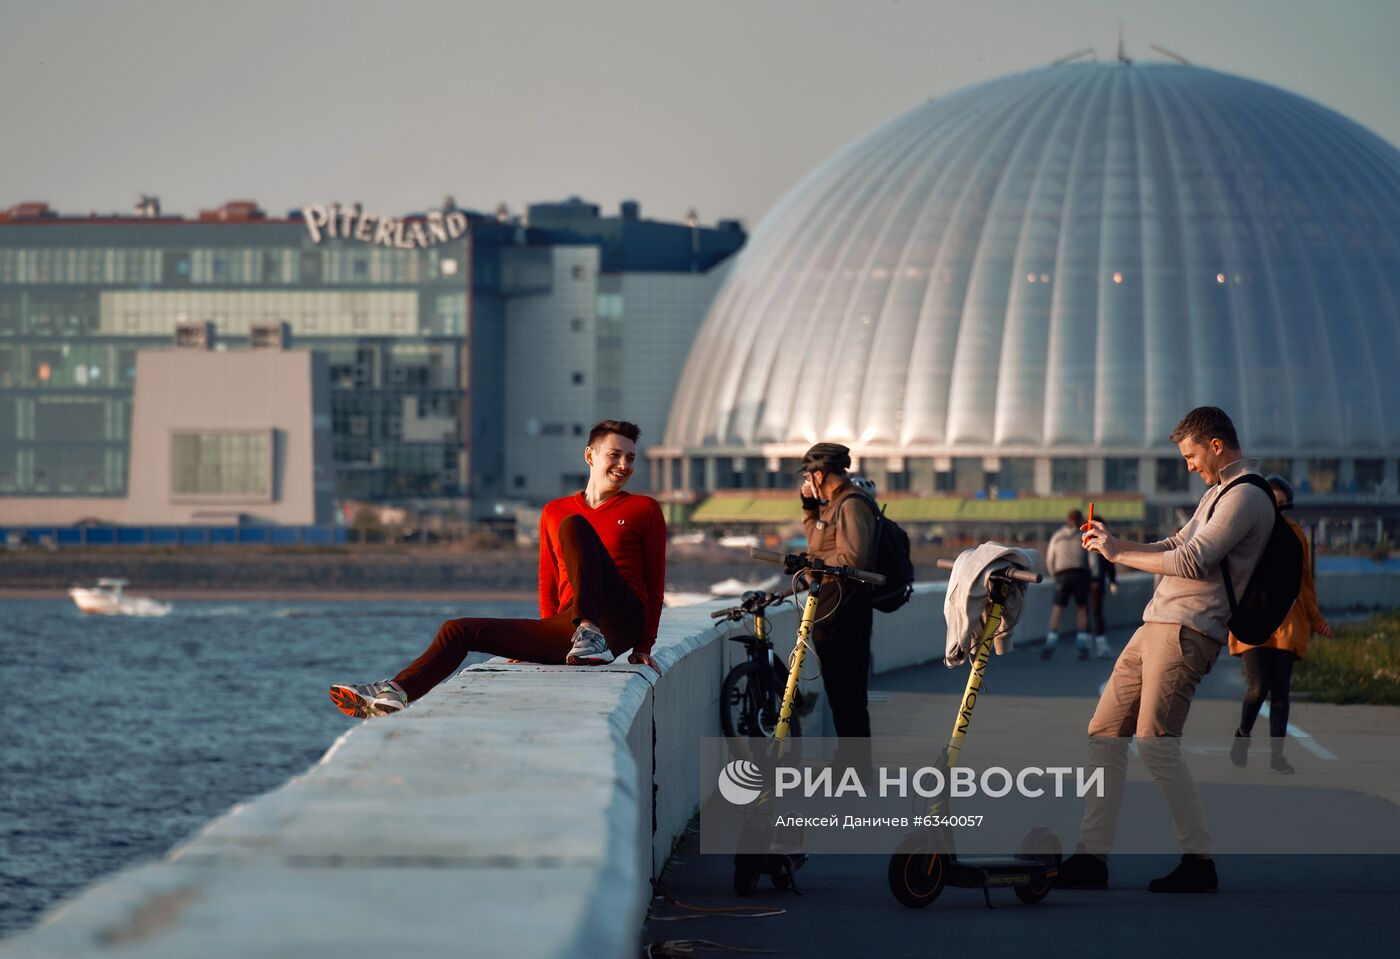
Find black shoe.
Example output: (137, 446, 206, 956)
(1271, 752, 1295, 774)
(1054, 853, 1108, 889)
(1040, 643, 1056, 660)
(1148, 855, 1217, 893)
(1230, 730, 1249, 768)
(1077, 646, 1090, 661)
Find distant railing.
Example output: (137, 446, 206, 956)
(1, 525, 350, 548)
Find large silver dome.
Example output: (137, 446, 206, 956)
(663, 62, 1400, 465)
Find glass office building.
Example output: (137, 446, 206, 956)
(658, 62, 1400, 509)
(1, 196, 745, 520)
(0, 201, 473, 503)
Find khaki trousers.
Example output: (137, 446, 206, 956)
(1077, 621, 1220, 855)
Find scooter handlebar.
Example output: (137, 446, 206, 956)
(750, 548, 884, 585)
(935, 556, 1042, 584)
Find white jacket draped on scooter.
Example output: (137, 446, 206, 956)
(943, 543, 1039, 667)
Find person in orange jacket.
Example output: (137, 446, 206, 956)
(1229, 475, 1331, 773)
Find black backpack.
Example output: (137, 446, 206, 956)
(1206, 473, 1304, 645)
(844, 493, 915, 613)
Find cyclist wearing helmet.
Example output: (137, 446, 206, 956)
(798, 443, 878, 745)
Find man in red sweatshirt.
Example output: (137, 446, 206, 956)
(329, 420, 666, 718)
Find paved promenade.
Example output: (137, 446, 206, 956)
(644, 622, 1400, 958)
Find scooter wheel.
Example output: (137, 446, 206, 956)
(1013, 833, 1062, 905)
(888, 851, 946, 908)
(733, 854, 763, 896)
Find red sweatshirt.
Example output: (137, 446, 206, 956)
(538, 491, 667, 656)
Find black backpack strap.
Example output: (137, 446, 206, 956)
(1205, 473, 1276, 614)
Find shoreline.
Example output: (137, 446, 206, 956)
(0, 587, 538, 602)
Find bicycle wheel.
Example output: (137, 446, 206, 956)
(721, 661, 800, 739)
(720, 661, 768, 738)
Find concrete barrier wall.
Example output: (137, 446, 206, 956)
(5, 569, 1395, 958)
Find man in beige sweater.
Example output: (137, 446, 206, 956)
(1057, 407, 1276, 894)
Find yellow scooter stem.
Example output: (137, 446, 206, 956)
(775, 589, 821, 741)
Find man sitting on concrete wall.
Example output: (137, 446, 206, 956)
(329, 419, 666, 718)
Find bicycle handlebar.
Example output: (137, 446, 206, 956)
(935, 557, 1042, 583)
(709, 585, 800, 620)
(749, 548, 886, 587)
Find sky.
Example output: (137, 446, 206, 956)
(3, 0, 1399, 230)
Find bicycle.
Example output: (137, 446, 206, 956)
(712, 587, 806, 740)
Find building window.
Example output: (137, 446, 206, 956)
(572, 371, 584, 385)
(999, 457, 1036, 493)
(570, 318, 585, 333)
(171, 431, 272, 499)
(1051, 458, 1087, 493)
(1355, 459, 1385, 493)
(572, 424, 583, 436)
(1306, 459, 1340, 495)
(513, 475, 526, 489)
(1156, 457, 1189, 493)
(1104, 458, 1139, 493)
(571, 265, 586, 280)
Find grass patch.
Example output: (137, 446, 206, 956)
(1292, 612, 1400, 705)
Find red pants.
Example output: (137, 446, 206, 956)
(393, 514, 645, 701)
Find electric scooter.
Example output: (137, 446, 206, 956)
(730, 547, 886, 896)
(887, 556, 1062, 908)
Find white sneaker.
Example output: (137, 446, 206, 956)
(1094, 635, 1113, 659)
(566, 624, 614, 665)
(329, 679, 407, 718)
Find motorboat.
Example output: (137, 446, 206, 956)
(68, 578, 172, 617)
(663, 588, 713, 608)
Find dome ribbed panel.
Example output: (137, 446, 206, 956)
(945, 74, 1080, 446)
(1041, 71, 1112, 447)
(899, 78, 1038, 446)
(854, 96, 996, 446)
(992, 70, 1097, 447)
(1133, 72, 1194, 444)
(1093, 71, 1147, 447)
(664, 63, 1400, 460)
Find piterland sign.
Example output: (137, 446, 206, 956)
(301, 203, 468, 249)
